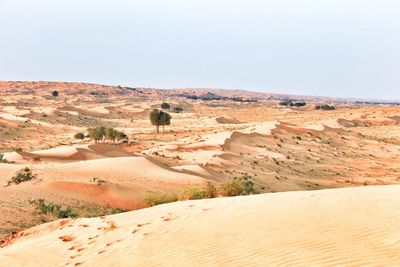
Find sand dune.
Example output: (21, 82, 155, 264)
(2, 185, 400, 266)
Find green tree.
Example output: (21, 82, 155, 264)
(150, 109, 172, 133)
(88, 126, 106, 143)
(74, 132, 85, 140)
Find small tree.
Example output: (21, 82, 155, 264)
(74, 132, 85, 140)
(150, 109, 172, 133)
(88, 126, 106, 143)
(115, 131, 128, 143)
(161, 102, 170, 110)
(52, 90, 59, 97)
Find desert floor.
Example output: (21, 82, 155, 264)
(0, 81, 400, 265)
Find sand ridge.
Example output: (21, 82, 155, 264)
(2, 185, 400, 266)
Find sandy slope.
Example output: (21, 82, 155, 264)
(2, 185, 400, 266)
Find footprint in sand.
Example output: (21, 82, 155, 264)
(59, 235, 75, 242)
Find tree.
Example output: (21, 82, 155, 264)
(52, 90, 59, 97)
(115, 131, 128, 142)
(74, 132, 85, 140)
(88, 126, 106, 143)
(150, 109, 172, 133)
(161, 102, 170, 109)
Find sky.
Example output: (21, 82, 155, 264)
(0, 0, 399, 100)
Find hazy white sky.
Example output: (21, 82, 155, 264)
(0, 0, 399, 99)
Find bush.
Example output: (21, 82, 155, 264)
(143, 178, 257, 207)
(180, 187, 206, 200)
(7, 167, 36, 186)
(172, 107, 183, 113)
(51, 90, 59, 97)
(218, 176, 258, 197)
(15, 148, 23, 153)
(161, 102, 170, 109)
(33, 155, 41, 161)
(30, 199, 77, 218)
(74, 132, 85, 140)
(144, 193, 178, 207)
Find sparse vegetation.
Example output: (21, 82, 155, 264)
(218, 175, 258, 196)
(87, 126, 128, 144)
(144, 178, 257, 207)
(315, 104, 335, 110)
(33, 155, 41, 161)
(30, 199, 77, 219)
(172, 107, 184, 113)
(144, 193, 179, 207)
(90, 177, 107, 185)
(6, 167, 36, 186)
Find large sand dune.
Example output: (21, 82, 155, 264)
(2, 185, 400, 266)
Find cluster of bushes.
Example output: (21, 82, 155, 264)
(150, 109, 172, 133)
(315, 104, 335, 110)
(30, 199, 77, 219)
(86, 126, 128, 143)
(177, 92, 257, 102)
(144, 176, 258, 207)
(6, 167, 36, 186)
(161, 102, 183, 113)
(279, 100, 307, 107)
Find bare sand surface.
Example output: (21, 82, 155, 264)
(1, 185, 400, 266)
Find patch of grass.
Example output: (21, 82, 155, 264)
(6, 167, 36, 186)
(30, 199, 77, 219)
(144, 193, 179, 207)
(143, 177, 257, 207)
(218, 175, 258, 197)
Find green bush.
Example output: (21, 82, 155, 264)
(30, 199, 77, 218)
(74, 132, 85, 140)
(7, 167, 36, 186)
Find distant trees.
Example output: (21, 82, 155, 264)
(279, 100, 306, 107)
(51, 90, 59, 97)
(87, 127, 127, 144)
(315, 104, 335, 110)
(161, 102, 170, 109)
(150, 109, 171, 133)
